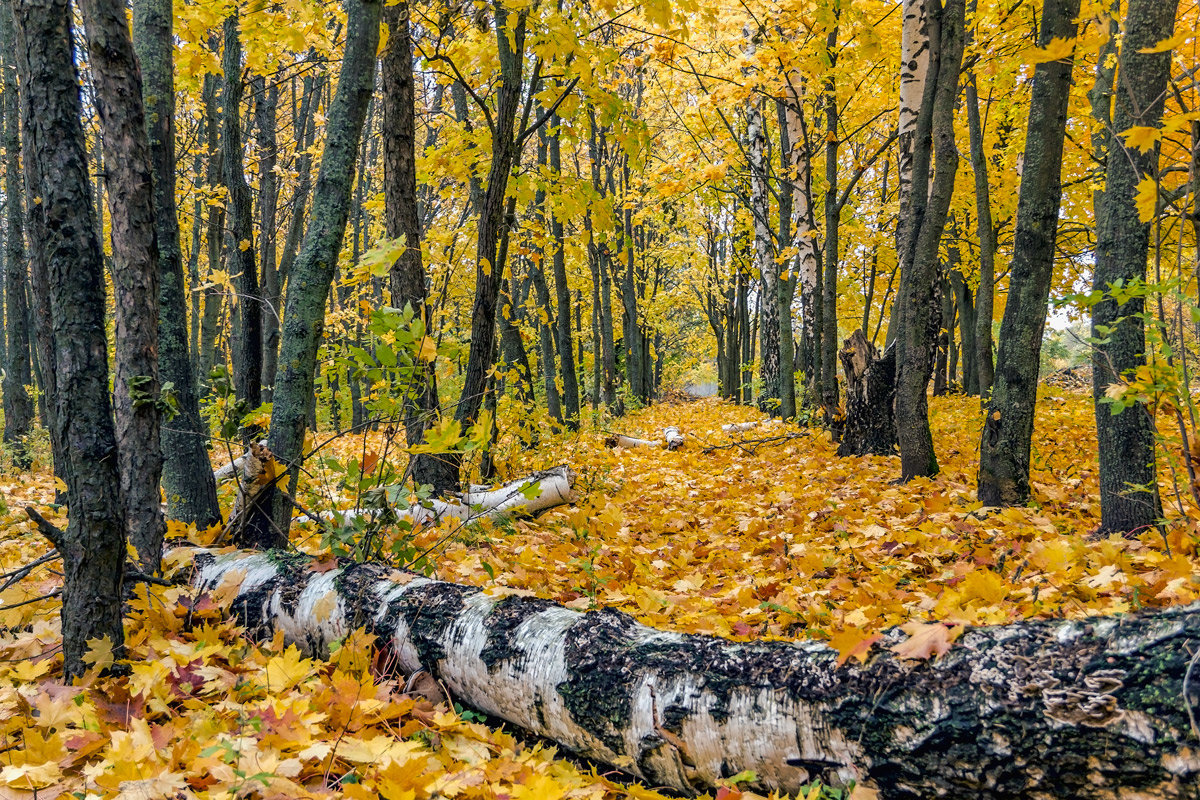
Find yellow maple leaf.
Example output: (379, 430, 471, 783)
(1134, 175, 1158, 223)
(83, 634, 115, 669)
(828, 626, 883, 666)
(888, 621, 964, 661)
(1138, 30, 1190, 54)
(418, 336, 438, 362)
(265, 645, 315, 691)
(1027, 36, 1076, 64)
(1121, 126, 1161, 154)
(960, 570, 1006, 606)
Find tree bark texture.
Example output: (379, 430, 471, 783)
(197, 72, 224, 392)
(893, 0, 931, 331)
(267, 0, 381, 535)
(77, 0, 165, 571)
(1090, 0, 1177, 534)
(1, 6, 33, 466)
(977, 0, 1081, 507)
(965, 73, 996, 394)
(382, 1, 451, 492)
(451, 3, 529, 480)
(254, 75, 280, 403)
(12, 0, 126, 677)
(222, 13, 262, 420)
(895, 0, 963, 481)
(186, 548, 1200, 799)
(838, 330, 898, 457)
(820, 22, 840, 414)
(744, 56, 779, 414)
(548, 114, 580, 428)
(132, 0, 222, 531)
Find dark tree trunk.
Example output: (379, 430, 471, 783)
(381, 1, 451, 491)
(977, 0, 1081, 507)
(620, 161, 645, 406)
(197, 72, 225, 391)
(548, 112, 579, 428)
(267, 0, 381, 540)
(838, 330, 898, 457)
(530, 134, 563, 428)
(78, 0, 165, 572)
(966, 73, 996, 394)
(131, 0, 221, 531)
(276, 73, 321, 314)
(820, 22, 840, 413)
(1, 7, 33, 466)
(254, 75, 279, 403)
(1090, 0, 1176, 533)
(894, 0, 963, 481)
(776, 98, 798, 420)
(221, 13, 261, 422)
(449, 3, 530, 488)
(950, 267, 977, 395)
(13, 0, 125, 677)
(194, 547, 1200, 800)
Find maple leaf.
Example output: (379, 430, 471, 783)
(82, 635, 115, 669)
(828, 627, 883, 666)
(265, 645, 316, 691)
(888, 621, 964, 661)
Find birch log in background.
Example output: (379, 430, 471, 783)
(182, 548, 1200, 799)
(322, 466, 576, 526)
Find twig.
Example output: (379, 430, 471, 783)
(0, 551, 60, 594)
(1185, 644, 1200, 741)
(701, 431, 807, 455)
(0, 588, 61, 611)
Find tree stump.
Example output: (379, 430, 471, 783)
(838, 330, 898, 457)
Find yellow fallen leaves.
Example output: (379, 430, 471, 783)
(2, 390, 1199, 800)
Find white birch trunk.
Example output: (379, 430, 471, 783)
(181, 547, 1200, 799)
(783, 73, 820, 384)
(662, 426, 685, 450)
(896, 0, 931, 270)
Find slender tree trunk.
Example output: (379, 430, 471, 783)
(532, 131, 563, 427)
(1091, 0, 1177, 533)
(548, 113, 579, 428)
(620, 158, 645, 405)
(197, 72, 225, 391)
(382, 1, 450, 490)
(78, 0, 165, 571)
(746, 76, 779, 412)
(892, 0, 932, 352)
(1, 8, 33, 465)
(276, 73, 321, 311)
(222, 13, 261, 422)
(820, 21, 840, 413)
(966, 73, 996, 394)
(895, 0, 964, 481)
(976, 0, 1081, 506)
(784, 79, 820, 407)
(776, 99, 797, 420)
(450, 3, 530, 484)
(13, 0, 125, 677)
(950, 267, 977, 394)
(267, 0, 381, 540)
(254, 75, 280, 403)
(132, 0, 222, 531)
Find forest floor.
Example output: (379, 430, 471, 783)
(1, 389, 1197, 799)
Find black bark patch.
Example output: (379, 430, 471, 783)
(333, 562, 397, 636)
(480, 595, 557, 672)
(397, 581, 477, 675)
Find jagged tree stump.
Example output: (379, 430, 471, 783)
(838, 330, 898, 457)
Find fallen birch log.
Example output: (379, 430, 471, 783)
(721, 421, 760, 433)
(663, 426, 685, 450)
(320, 466, 576, 526)
(180, 547, 1200, 799)
(605, 434, 662, 449)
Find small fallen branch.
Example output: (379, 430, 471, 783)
(701, 431, 808, 455)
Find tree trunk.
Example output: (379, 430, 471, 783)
(1091, 0, 1176, 534)
(450, 2, 530, 488)
(894, 0, 963, 481)
(620, 159, 646, 406)
(820, 21, 840, 414)
(188, 548, 1200, 799)
(222, 13, 262, 422)
(267, 0, 381, 540)
(746, 76, 779, 413)
(132, 0, 222, 531)
(532, 131, 564, 428)
(893, 0, 931, 340)
(966, 72, 996, 394)
(13, 0, 126, 678)
(838, 329, 898, 456)
(776, 97, 797, 420)
(548, 112, 580, 428)
(254, 75, 280, 403)
(977, 0, 1081, 507)
(784, 79, 821, 408)
(197, 71, 225, 391)
(382, 1, 451, 492)
(78, 0, 165, 571)
(0, 7, 33, 466)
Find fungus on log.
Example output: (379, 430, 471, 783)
(178, 547, 1200, 800)
(838, 330, 898, 457)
